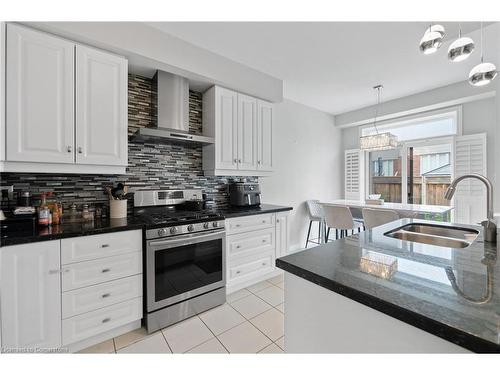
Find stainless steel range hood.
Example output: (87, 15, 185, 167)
(134, 71, 214, 145)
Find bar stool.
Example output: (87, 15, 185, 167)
(305, 200, 326, 248)
(324, 205, 364, 241)
(362, 208, 400, 230)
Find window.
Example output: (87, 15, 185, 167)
(361, 108, 459, 207)
(361, 108, 459, 142)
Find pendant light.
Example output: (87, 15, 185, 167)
(419, 24, 445, 55)
(469, 22, 498, 86)
(448, 24, 475, 62)
(360, 85, 398, 151)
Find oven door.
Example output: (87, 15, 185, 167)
(146, 229, 225, 312)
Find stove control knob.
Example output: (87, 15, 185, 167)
(187, 224, 195, 232)
(169, 227, 178, 235)
(203, 222, 210, 229)
(158, 228, 167, 236)
(212, 221, 219, 228)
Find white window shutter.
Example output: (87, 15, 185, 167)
(453, 133, 487, 224)
(345, 149, 363, 200)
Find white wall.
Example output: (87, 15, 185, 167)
(338, 81, 499, 211)
(260, 99, 342, 251)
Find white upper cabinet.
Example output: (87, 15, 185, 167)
(257, 100, 273, 171)
(6, 23, 75, 164)
(76, 45, 128, 166)
(2, 23, 128, 174)
(0, 240, 62, 349)
(237, 94, 257, 170)
(215, 87, 238, 170)
(203, 86, 274, 176)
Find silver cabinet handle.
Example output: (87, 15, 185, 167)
(235, 224, 241, 227)
(234, 158, 238, 163)
(102, 293, 111, 298)
(262, 262, 267, 266)
(101, 244, 110, 248)
(258, 160, 261, 165)
(262, 220, 266, 223)
(101, 268, 111, 273)
(66, 146, 72, 153)
(102, 318, 111, 323)
(276, 219, 280, 223)
(236, 245, 241, 249)
(236, 270, 241, 274)
(49, 269, 69, 274)
(262, 239, 266, 243)
(238, 159, 242, 163)
(78, 146, 83, 154)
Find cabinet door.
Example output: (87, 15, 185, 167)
(257, 100, 274, 171)
(76, 45, 128, 166)
(0, 240, 62, 349)
(215, 87, 238, 170)
(6, 23, 75, 163)
(237, 94, 257, 170)
(275, 212, 290, 258)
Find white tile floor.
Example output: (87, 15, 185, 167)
(78, 273, 285, 354)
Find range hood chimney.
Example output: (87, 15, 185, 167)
(134, 71, 214, 145)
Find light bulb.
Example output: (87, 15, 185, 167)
(468, 62, 498, 86)
(419, 24, 445, 55)
(448, 36, 475, 62)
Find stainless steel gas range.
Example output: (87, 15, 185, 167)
(134, 189, 226, 333)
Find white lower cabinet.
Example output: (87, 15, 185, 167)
(62, 297, 142, 346)
(0, 240, 62, 350)
(0, 230, 143, 352)
(62, 274, 142, 319)
(225, 211, 290, 293)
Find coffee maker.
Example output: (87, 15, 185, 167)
(229, 182, 261, 207)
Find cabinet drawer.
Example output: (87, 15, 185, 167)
(62, 274, 142, 319)
(226, 214, 274, 235)
(227, 228, 275, 258)
(62, 252, 142, 292)
(229, 252, 274, 281)
(62, 297, 142, 345)
(61, 230, 142, 265)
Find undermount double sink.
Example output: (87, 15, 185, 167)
(384, 223, 480, 249)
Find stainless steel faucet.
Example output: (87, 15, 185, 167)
(444, 173, 497, 243)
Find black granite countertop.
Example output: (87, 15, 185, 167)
(0, 217, 146, 246)
(276, 218, 500, 353)
(0, 204, 293, 246)
(218, 204, 293, 218)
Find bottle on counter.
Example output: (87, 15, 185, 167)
(82, 204, 94, 223)
(38, 193, 51, 227)
(46, 192, 61, 225)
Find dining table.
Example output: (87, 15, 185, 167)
(321, 199, 453, 221)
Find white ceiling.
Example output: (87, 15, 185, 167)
(147, 22, 499, 115)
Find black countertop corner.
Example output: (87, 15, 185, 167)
(276, 218, 500, 353)
(0, 204, 293, 247)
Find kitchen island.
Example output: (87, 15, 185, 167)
(276, 219, 499, 353)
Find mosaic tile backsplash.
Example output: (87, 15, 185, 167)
(0, 74, 257, 214)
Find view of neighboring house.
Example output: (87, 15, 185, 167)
(371, 150, 451, 206)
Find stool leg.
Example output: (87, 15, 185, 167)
(305, 220, 312, 248)
(318, 221, 322, 244)
(335, 229, 338, 240)
(326, 227, 330, 242)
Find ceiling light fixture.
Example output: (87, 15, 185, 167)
(469, 22, 498, 86)
(360, 85, 398, 151)
(448, 24, 475, 62)
(419, 24, 445, 55)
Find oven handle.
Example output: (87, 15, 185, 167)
(148, 229, 225, 249)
